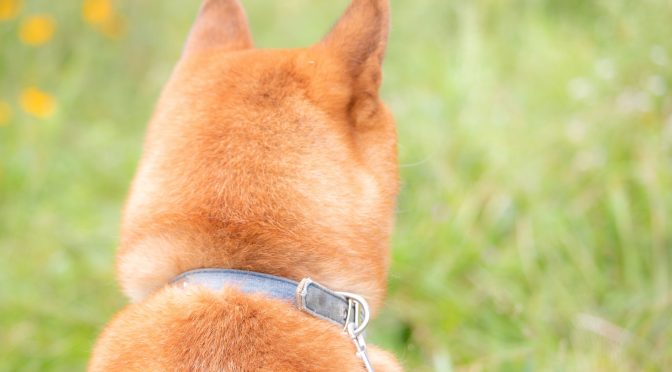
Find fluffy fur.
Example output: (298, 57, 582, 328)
(90, 0, 401, 370)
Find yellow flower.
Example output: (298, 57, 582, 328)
(82, 0, 124, 39)
(19, 15, 56, 45)
(21, 87, 56, 119)
(82, 0, 112, 25)
(0, 101, 11, 125)
(0, 0, 22, 21)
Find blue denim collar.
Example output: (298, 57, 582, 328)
(170, 268, 369, 330)
(172, 269, 300, 304)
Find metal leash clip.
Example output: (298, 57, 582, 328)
(338, 291, 374, 372)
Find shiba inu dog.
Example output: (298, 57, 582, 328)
(90, 0, 401, 370)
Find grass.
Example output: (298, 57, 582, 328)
(1, 0, 671, 370)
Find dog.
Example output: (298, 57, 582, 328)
(89, 0, 401, 370)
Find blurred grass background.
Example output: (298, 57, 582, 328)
(1, 0, 671, 370)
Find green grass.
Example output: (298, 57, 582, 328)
(1, 0, 671, 370)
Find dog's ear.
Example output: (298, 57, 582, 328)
(183, 0, 253, 55)
(317, 0, 389, 121)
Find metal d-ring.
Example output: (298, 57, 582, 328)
(337, 291, 371, 337)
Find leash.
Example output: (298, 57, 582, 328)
(171, 269, 375, 371)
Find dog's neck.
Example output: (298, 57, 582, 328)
(117, 225, 386, 309)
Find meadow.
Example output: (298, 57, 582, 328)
(1, 0, 671, 370)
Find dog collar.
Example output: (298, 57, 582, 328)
(171, 269, 375, 371)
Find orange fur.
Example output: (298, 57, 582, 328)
(90, 0, 401, 370)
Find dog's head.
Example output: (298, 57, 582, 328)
(91, 1, 402, 370)
(117, 0, 398, 310)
